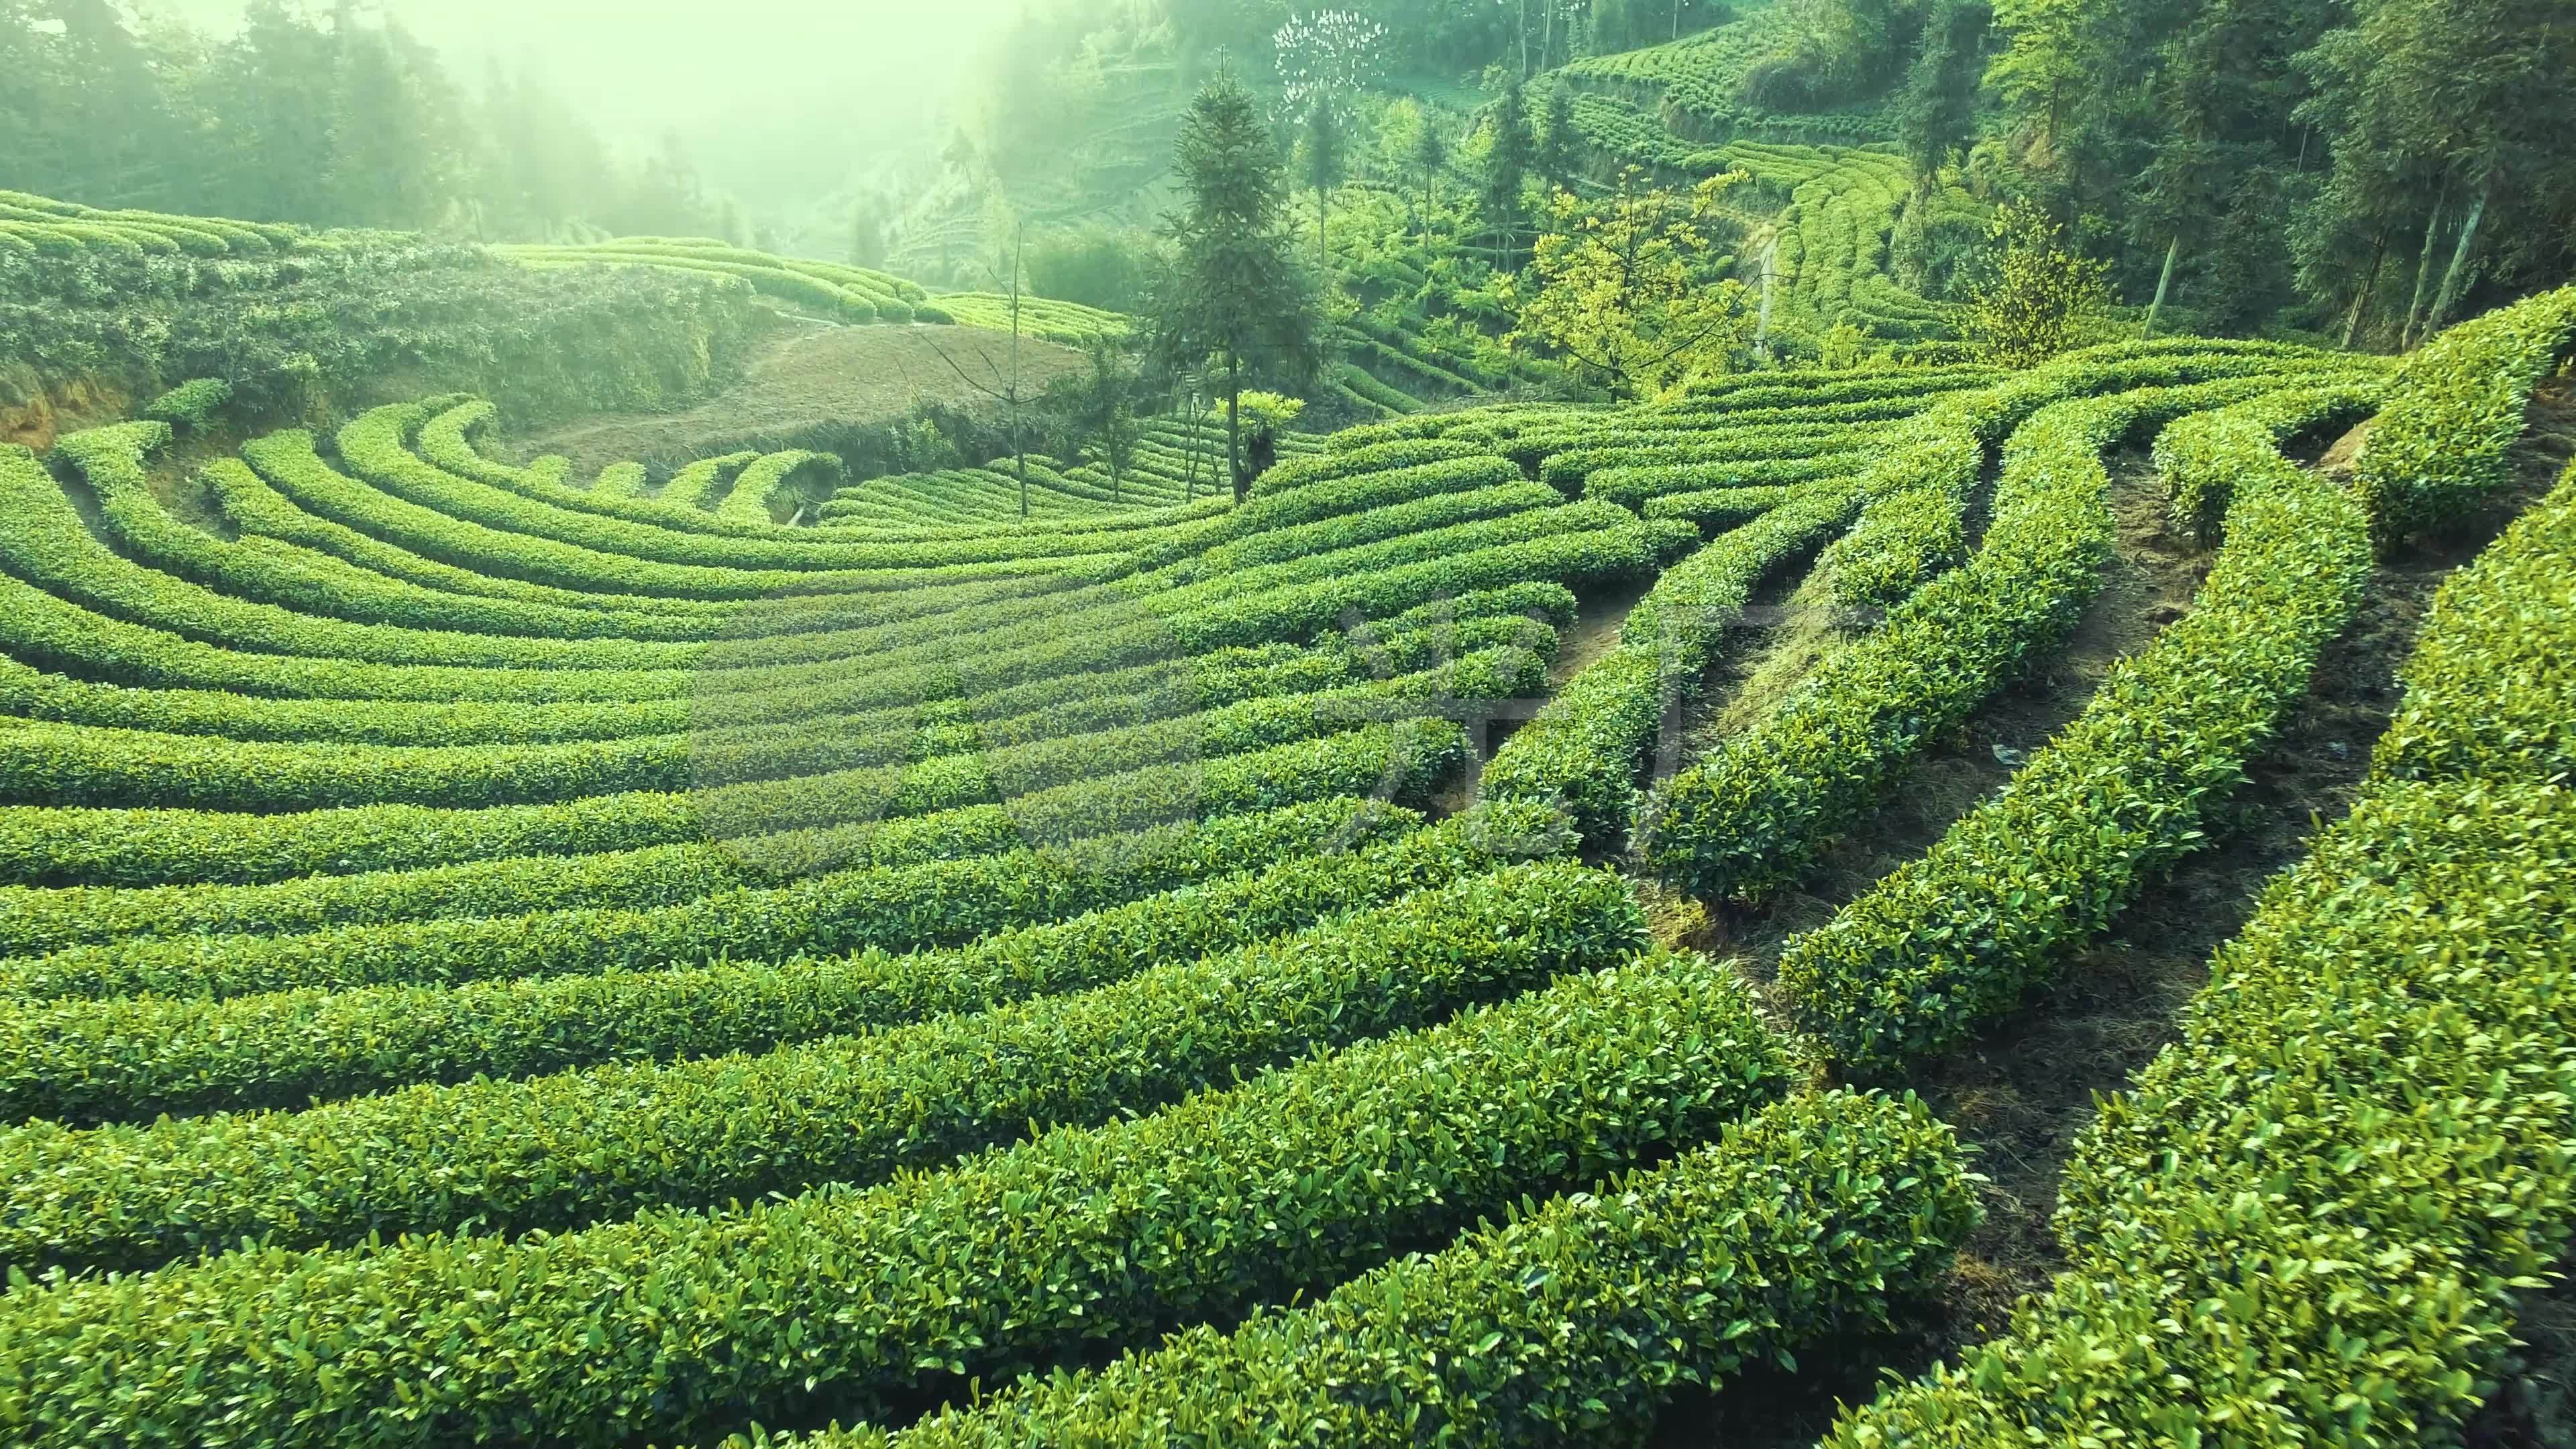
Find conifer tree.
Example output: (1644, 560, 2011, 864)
(1152, 72, 1323, 500)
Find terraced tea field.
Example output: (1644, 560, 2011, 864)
(2, 172, 2573, 1448)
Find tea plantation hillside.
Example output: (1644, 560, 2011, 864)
(2, 147, 2573, 1445)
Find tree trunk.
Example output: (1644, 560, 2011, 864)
(2400, 186, 2448, 350)
(1519, 0, 1529, 79)
(2141, 233, 2180, 339)
(1753, 235, 1778, 357)
(2422, 186, 2488, 340)
(1011, 225, 1028, 518)
(1226, 353, 1246, 503)
(1318, 185, 1328, 276)
(2342, 231, 2388, 350)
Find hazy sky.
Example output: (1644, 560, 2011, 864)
(142, 0, 1023, 196)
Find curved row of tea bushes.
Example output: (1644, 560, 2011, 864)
(15, 435, 702, 678)
(666, 449, 761, 509)
(201, 451, 743, 625)
(0, 642, 1545, 948)
(1638, 372, 2309, 904)
(294, 421, 1106, 599)
(2355, 283, 2576, 541)
(0, 594, 1558, 889)
(1138, 480, 1554, 586)
(2371, 459, 2576, 789)
(1779, 405, 2375, 1073)
(1597, 448, 1865, 508)
(714, 450, 844, 525)
(1479, 350, 2284, 854)
(0, 625, 1531, 812)
(0, 653, 662, 746)
(1823, 764, 2576, 1440)
(1, 726, 1460, 1004)
(337, 405, 1144, 573)
(185, 462, 727, 643)
(1167, 522, 1660, 653)
(1479, 468, 1892, 847)
(2, 862, 1644, 1277)
(139, 376, 230, 432)
(777, 1091, 1972, 1449)
(1243, 437, 1490, 496)
(1815, 429, 2576, 1448)
(1532, 421, 1896, 495)
(0, 803, 1570, 1124)
(0, 952, 1790, 1449)
(417, 402, 853, 543)
(1638, 482, 1792, 529)
(2164, 380, 2383, 541)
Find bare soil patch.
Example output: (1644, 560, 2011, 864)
(517, 324, 1091, 476)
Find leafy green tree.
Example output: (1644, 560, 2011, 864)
(2293, 0, 2576, 343)
(1298, 95, 1348, 276)
(849, 195, 892, 269)
(1411, 111, 1450, 225)
(1983, 0, 2084, 160)
(1964, 203, 2112, 367)
(1479, 78, 1534, 268)
(1534, 83, 1580, 191)
(1894, 0, 1986, 188)
(1045, 345, 1146, 504)
(1150, 72, 1325, 500)
(1508, 171, 1756, 398)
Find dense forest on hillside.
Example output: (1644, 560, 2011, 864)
(4, 1, 2576, 1446)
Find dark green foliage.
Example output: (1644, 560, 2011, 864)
(2, 861, 1645, 1275)
(0, 951, 1793, 1449)
(786, 1091, 1978, 1449)
(1823, 455, 2576, 1442)
(1152, 72, 1325, 500)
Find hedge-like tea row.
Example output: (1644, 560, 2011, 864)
(340, 405, 1140, 574)
(0, 951, 1790, 1449)
(1822, 775, 2576, 1444)
(0, 643, 1544, 949)
(189, 460, 729, 643)
(1236, 438, 1487, 496)
(0, 599, 1550, 889)
(1, 725, 1460, 1003)
(0, 652, 665, 747)
(1479, 472, 1881, 846)
(2355, 284, 2576, 541)
(0, 632, 1529, 812)
(719, 449, 845, 523)
(1780, 407, 2373, 1073)
(2, 861, 1645, 1276)
(2372, 458, 2576, 788)
(18, 433, 699, 682)
(668, 449, 761, 509)
(2163, 380, 2383, 541)
(1141, 478, 1549, 586)
(1638, 483, 1792, 528)
(1167, 523, 1656, 653)
(72, 423, 710, 663)
(0, 803, 1578, 1125)
(760, 1091, 1973, 1449)
(1819, 452, 2576, 1446)
(140, 376, 229, 432)
(202, 451, 740, 627)
(417, 402, 830, 542)
(1639, 374, 2305, 903)
(1587, 449, 1869, 508)
(278, 421, 1103, 600)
